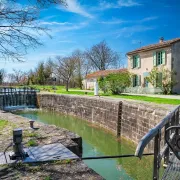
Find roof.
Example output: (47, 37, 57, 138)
(127, 38, 180, 55)
(86, 68, 127, 79)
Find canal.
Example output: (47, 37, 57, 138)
(15, 109, 154, 180)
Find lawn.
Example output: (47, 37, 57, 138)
(17, 85, 180, 105)
(103, 94, 180, 105)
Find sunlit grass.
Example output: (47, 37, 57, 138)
(0, 120, 8, 131)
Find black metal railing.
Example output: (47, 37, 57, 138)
(135, 105, 180, 180)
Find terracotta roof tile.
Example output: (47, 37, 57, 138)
(86, 68, 127, 79)
(127, 38, 180, 55)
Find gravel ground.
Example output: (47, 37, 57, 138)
(0, 110, 103, 180)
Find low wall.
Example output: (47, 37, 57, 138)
(37, 94, 172, 148)
(37, 94, 121, 135)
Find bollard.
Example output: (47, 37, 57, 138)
(9, 128, 28, 160)
(29, 120, 35, 129)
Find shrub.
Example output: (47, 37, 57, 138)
(98, 71, 131, 95)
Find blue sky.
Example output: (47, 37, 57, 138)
(1, 0, 180, 73)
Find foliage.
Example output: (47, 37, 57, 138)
(98, 71, 131, 95)
(98, 76, 109, 94)
(146, 66, 177, 94)
(36, 62, 46, 85)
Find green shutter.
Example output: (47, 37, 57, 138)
(130, 57, 133, 69)
(162, 50, 166, 65)
(138, 75, 141, 86)
(153, 52, 157, 66)
(137, 55, 141, 68)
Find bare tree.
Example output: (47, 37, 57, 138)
(11, 69, 27, 84)
(85, 40, 120, 71)
(53, 56, 76, 91)
(0, 0, 65, 61)
(71, 50, 87, 89)
(0, 68, 5, 85)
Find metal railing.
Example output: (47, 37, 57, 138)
(135, 105, 180, 180)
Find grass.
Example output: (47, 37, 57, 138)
(103, 94, 180, 105)
(16, 85, 180, 105)
(27, 139, 38, 147)
(24, 132, 39, 138)
(0, 120, 8, 131)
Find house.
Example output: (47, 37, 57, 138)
(84, 68, 127, 89)
(127, 37, 180, 94)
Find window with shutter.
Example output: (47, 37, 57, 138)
(153, 52, 157, 66)
(155, 50, 166, 66)
(133, 75, 139, 87)
(132, 55, 140, 68)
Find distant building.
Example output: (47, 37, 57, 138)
(127, 37, 180, 94)
(84, 69, 127, 89)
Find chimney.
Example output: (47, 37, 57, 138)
(159, 37, 164, 43)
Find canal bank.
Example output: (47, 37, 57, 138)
(0, 110, 103, 180)
(16, 109, 158, 180)
(37, 94, 173, 150)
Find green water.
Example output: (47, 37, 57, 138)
(16, 110, 154, 180)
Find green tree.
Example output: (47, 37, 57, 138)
(98, 76, 109, 94)
(98, 71, 131, 95)
(146, 66, 177, 94)
(36, 62, 46, 85)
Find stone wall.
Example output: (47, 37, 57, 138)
(37, 94, 121, 135)
(37, 94, 172, 148)
(121, 101, 170, 149)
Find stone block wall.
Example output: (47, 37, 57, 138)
(38, 94, 171, 149)
(38, 94, 121, 134)
(121, 101, 169, 150)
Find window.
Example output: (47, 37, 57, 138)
(133, 75, 141, 87)
(157, 51, 163, 65)
(153, 50, 166, 66)
(131, 55, 140, 68)
(133, 55, 138, 68)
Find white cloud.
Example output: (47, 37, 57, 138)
(95, 0, 141, 10)
(115, 25, 156, 38)
(52, 22, 88, 33)
(100, 19, 125, 25)
(118, 0, 141, 7)
(139, 16, 158, 22)
(58, 40, 76, 43)
(58, 0, 93, 18)
(40, 21, 72, 26)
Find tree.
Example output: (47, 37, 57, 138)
(85, 41, 120, 71)
(53, 56, 76, 91)
(0, 0, 65, 61)
(71, 50, 88, 89)
(36, 62, 46, 85)
(98, 71, 131, 95)
(145, 66, 177, 94)
(11, 69, 27, 84)
(98, 76, 109, 94)
(0, 69, 5, 85)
